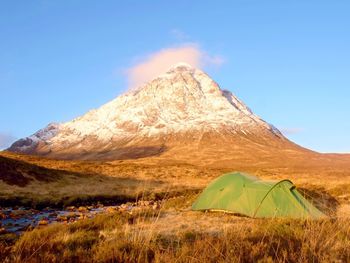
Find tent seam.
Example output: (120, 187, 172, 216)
(252, 179, 294, 218)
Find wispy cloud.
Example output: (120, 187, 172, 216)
(170, 29, 190, 41)
(0, 132, 16, 149)
(125, 43, 224, 89)
(280, 128, 304, 135)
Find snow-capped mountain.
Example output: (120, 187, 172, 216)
(8, 63, 303, 161)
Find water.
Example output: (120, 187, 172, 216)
(0, 200, 160, 235)
(0, 205, 123, 235)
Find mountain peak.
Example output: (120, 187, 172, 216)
(167, 62, 195, 72)
(8, 66, 286, 160)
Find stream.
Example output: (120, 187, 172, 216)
(0, 201, 158, 235)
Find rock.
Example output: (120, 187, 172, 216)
(30, 209, 40, 215)
(57, 215, 68, 222)
(9, 213, 20, 219)
(152, 203, 160, 210)
(49, 212, 58, 217)
(38, 220, 48, 226)
(138, 200, 154, 207)
(119, 204, 128, 212)
(66, 212, 78, 219)
(78, 206, 88, 213)
(0, 212, 6, 219)
(66, 206, 76, 211)
(78, 214, 86, 220)
(106, 207, 117, 213)
(13, 210, 28, 216)
(132, 207, 142, 212)
(0, 228, 7, 234)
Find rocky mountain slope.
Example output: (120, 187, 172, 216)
(8, 63, 311, 162)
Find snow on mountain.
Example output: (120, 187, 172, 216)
(9, 123, 61, 153)
(8, 63, 285, 158)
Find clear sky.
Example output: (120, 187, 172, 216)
(0, 1, 349, 152)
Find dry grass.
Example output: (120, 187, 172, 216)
(1, 151, 349, 209)
(0, 151, 350, 262)
(1, 196, 350, 263)
(0, 152, 210, 208)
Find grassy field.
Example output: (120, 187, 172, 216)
(0, 152, 214, 208)
(0, 151, 350, 262)
(1, 151, 350, 210)
(1, 194, 349, 262)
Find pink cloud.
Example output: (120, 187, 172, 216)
(126, 44, 224, 89)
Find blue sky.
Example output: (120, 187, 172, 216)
(0, 1, 349, 152)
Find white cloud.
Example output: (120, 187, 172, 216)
(0, 132, 16, 149)
(126, 43, 224, 89)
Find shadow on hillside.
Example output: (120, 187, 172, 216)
(0, 156, 80, 187)
(55, 145, 168, 161)
(0, 154, 203, 208)
(298, 187, 340, 216)
(96, 145, 167, 160)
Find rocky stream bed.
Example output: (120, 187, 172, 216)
(0, 200, 161, 235)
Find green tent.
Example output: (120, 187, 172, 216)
(192, 172, 326, 219)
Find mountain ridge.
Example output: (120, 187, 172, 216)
(8, 63, 309, 161)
